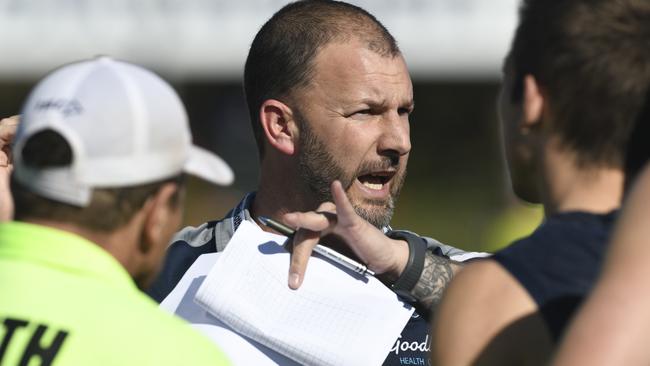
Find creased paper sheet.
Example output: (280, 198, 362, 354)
(195, 221, 414, 366)
(160, 252, 297, 365)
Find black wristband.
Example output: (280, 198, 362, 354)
(386, 230, 427, 297)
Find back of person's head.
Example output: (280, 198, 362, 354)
(244, 0, 400, 157)
(624, 89, 650, 193)
(508, 0, 650, 168)
(12, 131, 186, 231)
(11, 57, 234, 232)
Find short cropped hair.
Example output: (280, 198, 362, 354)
(509, 0, 650, 168)
(12, 130, 184, 232)
(244, 0, 400, 157)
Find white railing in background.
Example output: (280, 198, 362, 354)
(0, 0, 518, 81)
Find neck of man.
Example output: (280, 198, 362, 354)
(252, 158, 321, 232)
(539, 138, 623, 217)
(23, 217, 144, 279)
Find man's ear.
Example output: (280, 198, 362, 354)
(521, 74, 545, 131)
(139, 183, 180, 255)
(259, 99, 298, 156)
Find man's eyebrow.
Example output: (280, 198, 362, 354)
(356, 97, 414, 108)
(357, 97, 386, 105)
(348, 98, 388, 110)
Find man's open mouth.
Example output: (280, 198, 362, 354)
(356, 171, 394, 191)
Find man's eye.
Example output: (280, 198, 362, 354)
(398, 108, 410, 116)
(355, 109, 372, 115)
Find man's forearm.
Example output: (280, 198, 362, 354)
(409, 251, 463, 315)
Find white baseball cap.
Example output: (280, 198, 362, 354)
(13, 56, 234, 207)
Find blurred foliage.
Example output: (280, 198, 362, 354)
(482, 203, 543, 252)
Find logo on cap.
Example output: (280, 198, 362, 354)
(34, 99, 83, 117)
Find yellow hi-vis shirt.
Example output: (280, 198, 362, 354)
(0, 221, 231, 366)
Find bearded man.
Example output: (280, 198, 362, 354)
(149, 1, 482, 364)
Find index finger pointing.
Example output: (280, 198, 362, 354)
(330, 180, 358, 225)
(288, 228, 320, 289)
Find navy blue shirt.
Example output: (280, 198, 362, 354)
(493, 211, 617, 340)
(149, 193, 437, 365)
(383, 311, 431, 366)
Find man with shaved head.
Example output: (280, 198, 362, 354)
(150, 1, 483, 364)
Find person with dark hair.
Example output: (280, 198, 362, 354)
(0, 57, 233, 365)
(552, 91, 650, 365)
(149, 1, 485, 364)
(429, 0, 650, 364)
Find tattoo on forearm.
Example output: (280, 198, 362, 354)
(411, 251, 460, 314)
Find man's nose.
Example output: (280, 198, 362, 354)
(378, 112, 411, 157)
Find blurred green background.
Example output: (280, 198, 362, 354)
(395, 82, 542, 252)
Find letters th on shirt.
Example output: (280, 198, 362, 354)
(0, 317, 69, 366)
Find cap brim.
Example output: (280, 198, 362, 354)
(184, 145, 234, 186)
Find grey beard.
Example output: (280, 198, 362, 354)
(353, 198, 395, 229)
(296, 115, 403, 229)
